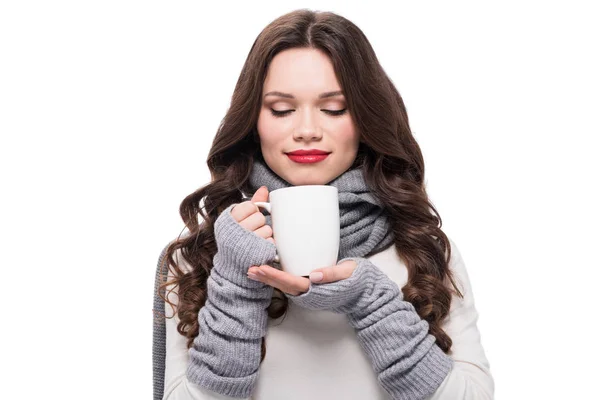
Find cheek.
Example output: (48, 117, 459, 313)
(256, 108, 269, 136)
(256, 110, 281, 151)
(333, 119, 359, 149)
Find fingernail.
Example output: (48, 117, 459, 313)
(247, 273, 260, 281)
(309, 272, 323, 282)
(256, 269, 266, 276)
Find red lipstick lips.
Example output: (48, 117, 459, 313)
(286, 149, 331, 164)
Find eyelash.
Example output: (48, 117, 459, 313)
(269, 108, 347, 118)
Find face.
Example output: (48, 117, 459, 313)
(257, 47, 360, 186)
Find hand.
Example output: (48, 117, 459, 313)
(231, 186, 275, 244)
(246, 259, 358, 296)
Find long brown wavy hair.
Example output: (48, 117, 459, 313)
(155, 8, 463, 361)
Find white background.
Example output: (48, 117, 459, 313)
(1, 1, 598, 399)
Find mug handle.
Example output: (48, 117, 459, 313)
(253, 202, 279, 263)
(253, 201, 271, 213)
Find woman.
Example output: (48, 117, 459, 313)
(153, 8, 494, 400)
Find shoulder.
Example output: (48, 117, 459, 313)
(157, 240, 194, 317)
(156, 231, 196, 281)
(442, 237, 485, 334)
(445, 237, 473, 298)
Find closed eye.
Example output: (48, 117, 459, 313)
(270, 108, 347, 118)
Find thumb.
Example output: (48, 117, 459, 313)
(251, 186, 269, 203)
(309, 260, 357, 284)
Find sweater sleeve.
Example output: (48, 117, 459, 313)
(286, 257, 453, 400)
(163, 203, 277, 399)
(426, 239, 495, 399)
(162, 247, 254, 400)
(286, 239, 494, 400)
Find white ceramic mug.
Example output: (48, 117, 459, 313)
(254, 185, 340, 277)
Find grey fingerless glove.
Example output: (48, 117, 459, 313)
(287, 257, 453, 400)
(186, 203, 278, 398)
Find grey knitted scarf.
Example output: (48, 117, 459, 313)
(152, 159, 394, 400)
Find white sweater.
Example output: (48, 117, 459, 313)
(162, 239, 494, 399)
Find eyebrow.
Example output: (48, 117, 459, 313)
(263, 90, 344, 99)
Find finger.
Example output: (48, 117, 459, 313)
(231, 201, 258, 222)
(254, 265, 310, 295)
(251, 186, 269, 203)
(248, 267, 288, 293)
(239, 211, 267, 232)
(232, 186, 269, 222)
(310, 260, 357, 283)
(253, 224, 273, 240)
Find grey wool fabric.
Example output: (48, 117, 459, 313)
(186, 201, 278, 397)
(287, 257, 453, 399)
(248, 159, 394, 260)
(152, 159, 452, 400)
(152, 245, 169, 400)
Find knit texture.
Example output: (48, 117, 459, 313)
(248, 159, 394, 259)
(152, 245, 169, 400)
(287, 257, 454, 400)
(185, 202, 278, 398)
(151, 158, 450, 400)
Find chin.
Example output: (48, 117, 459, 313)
(286, 170, 336, 186)
(294, 178, 328, 186)
(266, 155, 347, 186)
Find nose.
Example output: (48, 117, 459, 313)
(293, 109, 323, 142)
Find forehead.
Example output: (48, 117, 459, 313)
(263, 48, 342, 98)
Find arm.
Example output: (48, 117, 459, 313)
(426, 239, 495, 399)
(286, 240, 495, 399)
(287, 257, 453, 400)
(163, 272, 254, 400)
(163, 203, 277, 399)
